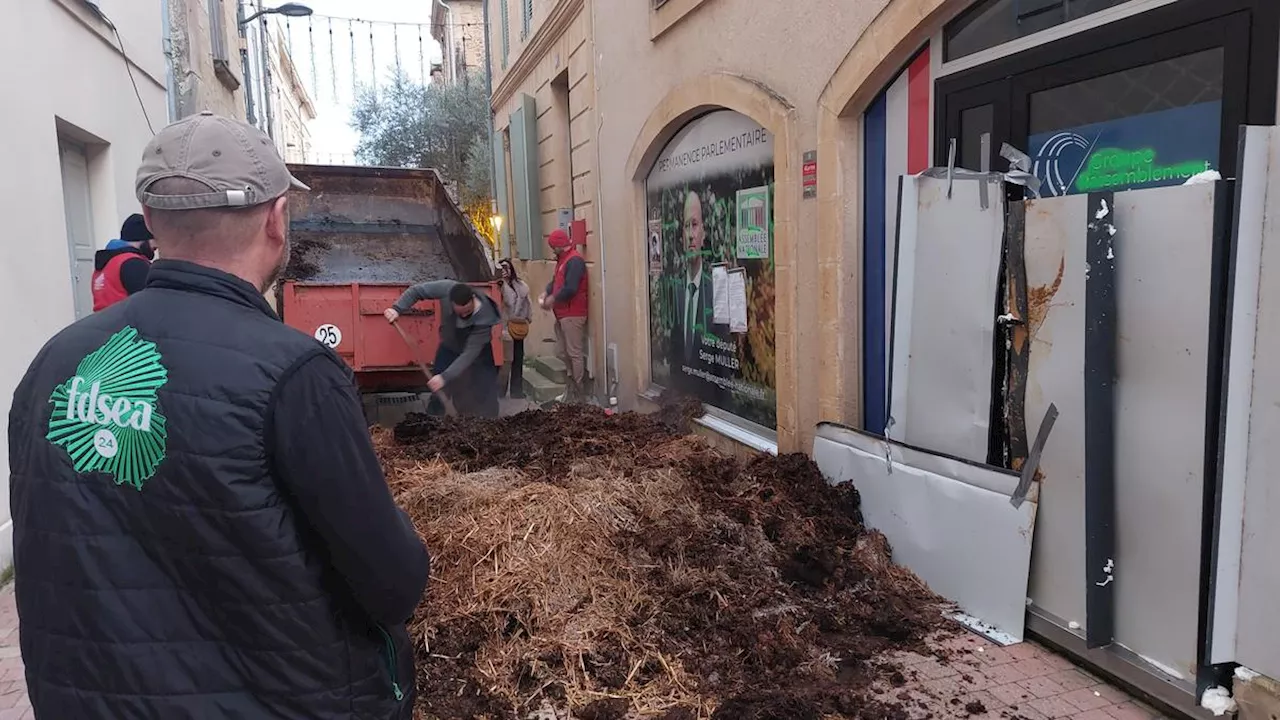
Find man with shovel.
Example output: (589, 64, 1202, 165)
(384, 280, 503, 417)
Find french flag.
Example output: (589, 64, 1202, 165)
(862, 44, 932, 434)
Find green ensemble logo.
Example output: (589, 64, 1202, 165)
(46, 327, 169, 491)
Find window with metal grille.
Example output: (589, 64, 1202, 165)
(522, 0, 532, 39)
(500, 0, 510, 67)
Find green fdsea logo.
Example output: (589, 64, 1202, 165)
(46, 327, 169, 491)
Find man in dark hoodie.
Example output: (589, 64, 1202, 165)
(91, 213, 155, 311)
(384, 281, 502, 417)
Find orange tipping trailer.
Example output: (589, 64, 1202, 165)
(276, 164, 500, 393)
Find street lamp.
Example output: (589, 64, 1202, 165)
(237, 3, 312, 143)
(240, 2, 313, 25)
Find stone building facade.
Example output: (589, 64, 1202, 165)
(433, 0, 488, 84)
(486, 1, 1280, 716)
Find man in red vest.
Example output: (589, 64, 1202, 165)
(539, 228, 588, 402)
(92, 213, 155, 311)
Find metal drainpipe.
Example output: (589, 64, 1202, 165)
(258, 8, 276, 140)
(237, 1, 258, 125)
(438, 0, 456, 85)
(482, 0, 498, 235)
(587, 0, 615, 405)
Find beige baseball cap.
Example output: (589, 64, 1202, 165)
(135, 111, 309, 210)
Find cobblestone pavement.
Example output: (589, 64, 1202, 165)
(0, 588, 1171, 720)
(0, 589, 29, 719)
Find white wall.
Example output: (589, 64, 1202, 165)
(0, 0, 169, 568)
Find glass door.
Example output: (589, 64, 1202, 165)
(936, 0, 1278, 191)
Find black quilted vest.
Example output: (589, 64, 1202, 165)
(7, 261, 413, 719)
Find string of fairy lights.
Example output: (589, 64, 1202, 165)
(277, 12, 482, 110)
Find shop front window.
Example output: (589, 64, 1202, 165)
(1029, 48, 1224, 196)
(644, 110, 777, 430)
(945, 0, 1136, 61)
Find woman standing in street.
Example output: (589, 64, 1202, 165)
(498, 258, 532, 399)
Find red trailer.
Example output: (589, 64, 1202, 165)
(281, 281, 503, 392)
(276, 165, 499, 394)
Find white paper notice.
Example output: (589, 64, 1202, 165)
(728, 269, 748, 334)
(712, 266, 729, 324)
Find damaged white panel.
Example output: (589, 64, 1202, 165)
(1022, 182, 1217, 677)
(1208, 127, 1270, 666)
(813, 423, 1036, 643)
(1232, 127, 1280, 681)
(1022, 193, 1089, 631)
(888, 174, 1005, 463)
(1111, 183, 1215, 680)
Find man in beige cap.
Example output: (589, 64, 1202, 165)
(7, 113, 428, 719)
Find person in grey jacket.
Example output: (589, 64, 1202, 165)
(384, 281, 502, 417)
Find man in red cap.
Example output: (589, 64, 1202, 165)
(538, 228, 589, 402)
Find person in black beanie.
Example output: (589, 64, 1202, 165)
(91, 213, 155, 311)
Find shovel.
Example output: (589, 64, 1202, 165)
(390, 319, 458, 417)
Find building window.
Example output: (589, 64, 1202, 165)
(1027, 48, 1224, 196)
(500, 0, 510, 68)
(209, 0, 240, 90)
(944, 0, 1135, 61)
(644, 110, 777, 431)
(209, 0, 228, 61)
(522, 0, 532, 39)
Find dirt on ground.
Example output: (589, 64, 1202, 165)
(379, 400, 954, 720)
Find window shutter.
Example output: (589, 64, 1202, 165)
(209, 0, 228, 61)
(500, 0, 510, 68)
(522, 0, 532, 38)
(508, 94, 540, 259)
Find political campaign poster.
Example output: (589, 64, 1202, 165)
(645, 109, 776, 429)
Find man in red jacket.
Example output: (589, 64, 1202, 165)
(539, 228, 589, 402)
(92, 213, 155, 311)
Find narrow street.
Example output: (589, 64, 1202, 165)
(6, 0, 1280, 718)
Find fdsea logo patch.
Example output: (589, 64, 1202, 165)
(46, 327, 169, 491)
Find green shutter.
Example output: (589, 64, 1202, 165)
(492, 129, 510, 251)
(500, 0, 509, 68)
(522, 0, 532, 37)
(508, 93, 539, 259)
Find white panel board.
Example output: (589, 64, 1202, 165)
(1210, 127, 1271, 665)
(1023, 193, 1089, 630)
(1235, 129, 1280, 679)
(1109, 183, 1215, 681)
(1021, 184, 1215, 677)
(888, 174, 1005, 463)
(813, 423, 1036, 643)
